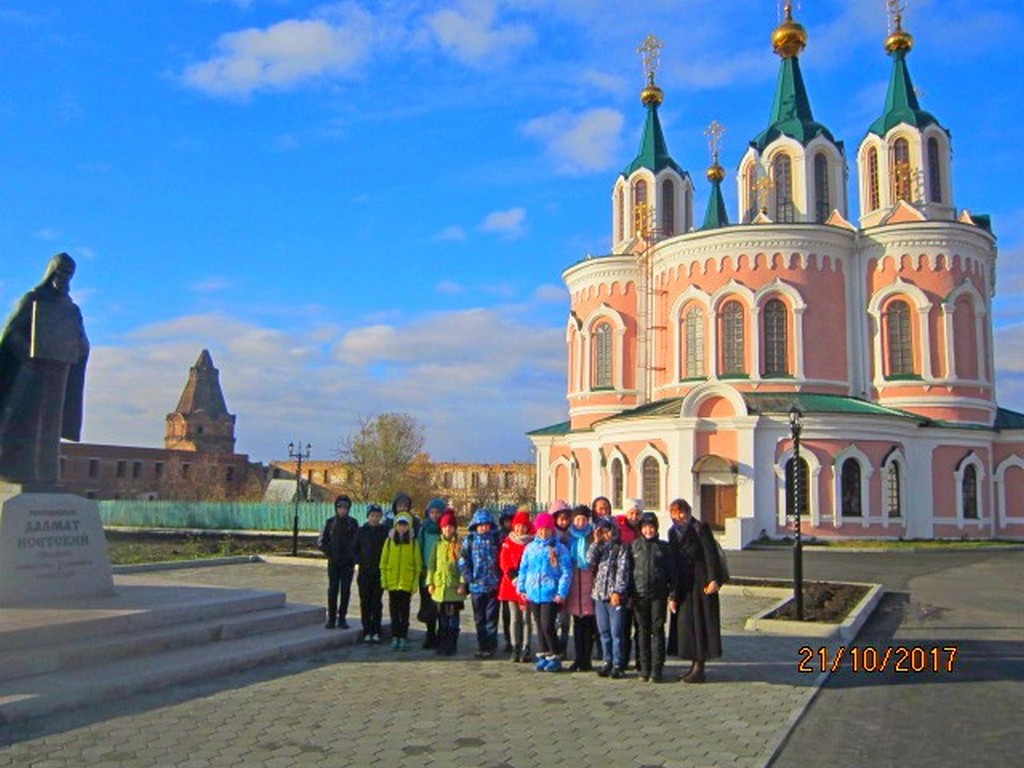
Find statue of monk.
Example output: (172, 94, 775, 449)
(0, 253, 89, 485)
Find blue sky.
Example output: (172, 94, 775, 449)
(1, 0, 1022, 464)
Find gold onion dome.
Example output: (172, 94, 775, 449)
(641, 74, 664, 106)
(706, 157, 725, 183)
(885, 13, 914, 54)
(772, 2, 807, 58)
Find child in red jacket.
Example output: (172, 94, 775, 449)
(498, 509, 534, 662)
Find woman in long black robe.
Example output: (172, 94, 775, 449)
(667, 497, 723, 683)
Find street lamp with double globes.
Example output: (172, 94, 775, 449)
(287, 441, 311, 557)
(788, 406, 805, 621)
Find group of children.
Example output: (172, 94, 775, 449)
(324, 492, 725, 683)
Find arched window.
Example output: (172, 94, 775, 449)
(722, 300, 745, 375)
(814, 153, 830, 223)
(642, 456, 660, 510)
(841, 458, 862, 517)
(962, 465, 978, 519)
(773, 155, 795, 222)
(684, 306, 705, 378)
(745, 164, 758, 222)
(593, 322, 613, 388)
(763, 298, 789, 376)
(616, 187, 625, 241)
(927, 137, 942, 204)
(610, 458, 624, 510)
(886, 461, 902, 517)
(633, 179, 648, 237)
(892, 138, 912, 202)
(867, 147, 880, 210)
(785, 456, 810, 517)
(884, 300, 914, 376)
(661, 179, 675, 236)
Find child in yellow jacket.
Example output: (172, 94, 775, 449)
(380, 512, 423, 651)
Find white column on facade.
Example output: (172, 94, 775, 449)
(793, 305, 806, 379)
(941, 305, 955, 381)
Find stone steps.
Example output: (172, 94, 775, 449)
(0, 584, 357, 724)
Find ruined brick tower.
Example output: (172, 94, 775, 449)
(165, 349, 236, 453)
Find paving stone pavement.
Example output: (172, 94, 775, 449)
(0, 560, 830, 768)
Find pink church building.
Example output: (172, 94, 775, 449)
(528, 7, 1024, 548)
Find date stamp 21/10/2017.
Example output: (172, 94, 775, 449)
(798, 645, 959, 674)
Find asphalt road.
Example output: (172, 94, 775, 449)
(731, 547, 1024, 768)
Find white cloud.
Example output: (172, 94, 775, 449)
(521, 108, 624, 175)
(423, 0, 536, 66)
(532, 283, 567, 304)
(81, 308, 565, 463)
(436, 280, 464, 295)
(479, 207, 526, 239)
(192, 276, 232, 293)
(182, 10, 375, 97)
(435, 225, 468, 242)
(36, 227, 62, 241)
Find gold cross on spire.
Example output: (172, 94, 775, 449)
(887, 0, 907, 33)
(637, 34, 664, 83)
(705, 120, 726, 163)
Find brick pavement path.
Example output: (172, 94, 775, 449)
(0, 561, 828, 768)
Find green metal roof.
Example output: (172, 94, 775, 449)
(742, 393, 928, 421)
(867, 49, 944, 137)
(621, 102, 686, 178)
(701, 178, 730, 230)
(751, 56, 839, 152)
(994, 408, 1024, 430)
(526, 421, 573, 437)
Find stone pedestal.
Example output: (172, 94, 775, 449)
(0, 483, 114, 605)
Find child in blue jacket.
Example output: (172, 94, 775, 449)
(459, 508, 502, 658)
(517, 511, 572, 672)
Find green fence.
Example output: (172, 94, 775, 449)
(99, 500, 376, 532)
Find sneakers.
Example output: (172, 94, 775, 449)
(610, 667, 625, 679)
(338, 620, 350, 629)
(391, 637, 400, 650)
(370, 634, 380, 644)
(535, 655, 549, 671)
(542, 657, 562, 673)
(397, 638, 408, 651)
(597, 663, 613, 678)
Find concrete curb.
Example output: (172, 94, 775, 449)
(745, 543, 1024, 553)
(111, 556, 261, 574)
(744, 581, 885, 641)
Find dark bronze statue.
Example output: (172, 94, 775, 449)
(0, 253, 89, 485)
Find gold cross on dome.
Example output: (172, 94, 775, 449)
(634, 202, 655, 241)
(705, 120, 726, 161)
(887, 0, 908, 33)
(637, 34, 664, 82)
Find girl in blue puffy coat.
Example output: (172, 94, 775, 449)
(516, 512, 572, 672)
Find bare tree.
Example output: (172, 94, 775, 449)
(337, 412, 435, 504)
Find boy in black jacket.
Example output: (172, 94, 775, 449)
(629, 512, 679, 682)
(353, 504, 388, 642)
(318, 495, 360, 629)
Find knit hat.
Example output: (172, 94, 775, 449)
(425, 498, 446, 513)
(629, 498, 644, 513)
(366, 503, 383, 516)
(334, 495, 352, 509)
(547, 499, 570, 515)
(439, 511, 457, 528)
(594, 517, 615, 531)
(534, 512, 555, 531)
(572, 504, 592, 520)
(638, 511, 659, 529)
(394, 512, 412, 526)
(499, 505, 517, 522)
(511, 510, 531, 529)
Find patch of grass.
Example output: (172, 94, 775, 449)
(753, 538, 1020, 549)
(103, 529, 321, 565)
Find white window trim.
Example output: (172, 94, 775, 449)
(774, 446, 823, 528)
(881, 450, 909, 529)
(834, 446, 874, 527)
(635, 444, 667, 513)
(867, 278, 933, 385)
(954, 453, 987, 529)
(670, 287, 713, 381)
(941, 279, 988, 384)
(581, 304, 628, 392)
(755, 279, 808, 380)
(995, 455, 1024, 528)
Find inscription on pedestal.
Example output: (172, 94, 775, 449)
(0, 491, 114, 604)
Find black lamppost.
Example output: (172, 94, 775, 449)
(788, 406, 805, 620)
(287, 441, 311, 557)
